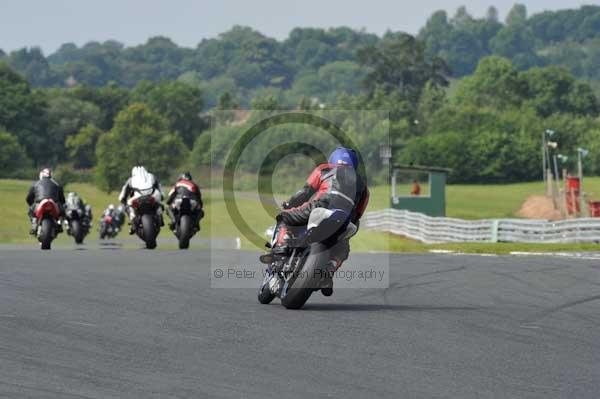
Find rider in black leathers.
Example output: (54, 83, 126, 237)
(166, 172, 204, 231)
(66, 192, 92, 218)
(26, 168, 66, 234)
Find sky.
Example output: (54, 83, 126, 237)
(0, 0, 593, 54)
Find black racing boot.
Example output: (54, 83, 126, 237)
(320, 262, 338, 297)
(321, 272, 333, 296)
(29, 219, 38, 235)
(259, 243, 290, 264)
(259, 253, 274, 264)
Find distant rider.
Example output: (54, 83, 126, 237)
(115, 204, 126, 228)
(102, 204, 117, 223)
(65, 192, 93, 226)
(118, 166, 164, 234)
(26, 168, 66, 234)
(265, 147, 370, 296)
(103, 204, 116, 218)
(102, 204, 121, 232)
(166, 172, 204, 231)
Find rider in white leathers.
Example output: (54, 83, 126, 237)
(118, 166, 164, 234)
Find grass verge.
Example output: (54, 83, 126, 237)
(2, 178, 600, 254)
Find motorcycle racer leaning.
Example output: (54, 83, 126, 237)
(264, 147, 370, 296)
(118, 166, 164, 234)
(26, 168, 66, 234)
(165, 172, 204, 231)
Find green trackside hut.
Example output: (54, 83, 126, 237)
(391, 164, 451, 217)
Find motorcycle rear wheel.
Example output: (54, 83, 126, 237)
(178, 214, 191, 249)
(39, 218, 53, 250)
(141, 214, 157, 249)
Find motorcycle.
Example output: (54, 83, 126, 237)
(99, 213, 119, 239)
(130, 188, 162, 249)
(64, 201, 90, 244)
(170, 196, 202, 249)
(257, 208, 357, 309)
(33, 198, 62, 250)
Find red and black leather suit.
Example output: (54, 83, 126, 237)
(279, 163, 369, 226)
(166, 179, 204, 226)
(276, 163, 369, 266)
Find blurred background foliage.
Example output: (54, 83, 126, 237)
(2, 4, 600, 189)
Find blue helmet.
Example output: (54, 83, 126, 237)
(328, 147, 358, 170)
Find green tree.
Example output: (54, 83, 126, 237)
(132, 80, 204, 148)
(490, 24, 538, 66)
(401, 106, 541, 183)
(44, 93, 103, 163)
(486, 6, 499, 23)
(417, 80, 447, 127)
(197, 76, 237, 108)
(452, 6, 474, 27)
(522, 66, 599, 117)
(357, 32, 450, 101)
(250, 95, 279, 110)
(0, 131, 31, 176)
(506, 4, 528, 26)
(8, 47, 54, 86)
(65, 123, 103, 168)
(419, 10, 453, 58)
(317, 61, 366, 100)
(58, 41, 123, 87)
(453, 56, 527, 110)
(69, 83, 130, 130)
(0, 63, 47, 164)
(213, 91, 239, 125)
(95, 103, 187, 191)
(120, 37, 188, 86)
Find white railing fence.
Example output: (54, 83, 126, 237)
(362, 209, 600, 244)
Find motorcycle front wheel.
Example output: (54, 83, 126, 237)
(71, 220, 84, 244)
(280, 243, 329, 310)
(257, 273, 276, 304)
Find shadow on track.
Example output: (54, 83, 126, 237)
(301, 303, 480, 312)
(99, 242, 123, 250)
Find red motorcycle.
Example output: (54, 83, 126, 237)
(34, 198, 61, 250)
(99, 214, 119, 239)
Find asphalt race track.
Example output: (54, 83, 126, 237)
(0, 246, 599, 398)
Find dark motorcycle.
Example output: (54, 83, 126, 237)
(130, 189, 162, 249)
(65, 203, 90, 244)
(257, 208, 357, 309)
(170, 196, 202, 249)
(99, 214, 119, 239)
(33, 198, 61, 250)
